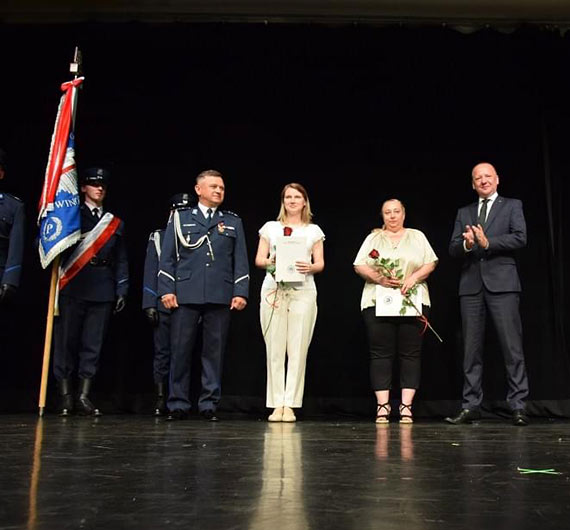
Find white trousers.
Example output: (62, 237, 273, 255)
(260, 287, 318, 408)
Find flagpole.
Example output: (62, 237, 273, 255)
(38, 258, 59, 416)
(38, 48, 83, 417)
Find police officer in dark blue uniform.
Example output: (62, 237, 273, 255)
(0, 148, 25, 304)
(54, 167, 129, 415)
(142, 192, 193, 415)
(158, 169, 249, 421)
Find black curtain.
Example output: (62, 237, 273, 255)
(1, 22, 569, 415)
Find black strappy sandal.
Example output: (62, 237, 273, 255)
(399, 403, 413, 424)
(376, 402, 391, 424)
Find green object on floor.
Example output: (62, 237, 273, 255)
(517, 467, 562, 475)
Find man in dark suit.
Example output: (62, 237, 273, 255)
(0, 148, 25, 305)
(142, 193, 193, 415)
(446, 162, 529, 426)
(54, 167, 129, 416)
(158, 169, 249, 421)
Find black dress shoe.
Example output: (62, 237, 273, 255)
(512, 410, 529, 426)
(200, 410, 219, 422)
(444, 409, 481, 425)
(166, 410, 188, 421)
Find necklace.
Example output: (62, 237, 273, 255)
(386, 229, 405, 249)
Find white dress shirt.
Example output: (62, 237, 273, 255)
(198, 202, 217, 220)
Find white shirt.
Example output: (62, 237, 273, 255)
(259, 221, 325, 291)
(84, 200, 103, 218)
(464, 191, 498, 252)
(198, 202, 217, 219)
(477, 191, 498, 222)
(353, 228, 438, 310)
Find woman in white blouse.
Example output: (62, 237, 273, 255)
(255, 183, 325, 422)
(354, 199, 438, 423)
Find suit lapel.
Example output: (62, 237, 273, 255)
(193, 207, 208, 228)
(470, 202, 479, 226)
(81, 204, 98, 231)
(192, 205, 222, 229)
(484, 196, 504, 232)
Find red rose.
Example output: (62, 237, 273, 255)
(369, 249, 380, 259)
(283, 226, 293, 236)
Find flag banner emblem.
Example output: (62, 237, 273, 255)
(38, 78, 84, 269)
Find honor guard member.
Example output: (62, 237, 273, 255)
(158, 169, 249, 421)
(142, 192, 193, 415)
(54, 167, 129, 415)
(0, 148, 25, 305)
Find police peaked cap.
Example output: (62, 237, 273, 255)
(82, 167, 111, 185)
(0, 148, 7, 171)
(170, 192, 195, 210)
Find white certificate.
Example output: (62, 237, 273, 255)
(275, 236, 307, 282)
(375, 285, 422, 317)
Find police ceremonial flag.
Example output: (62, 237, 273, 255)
(38, 77, 84, 269)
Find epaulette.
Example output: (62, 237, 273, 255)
(222, 210, 240, 217)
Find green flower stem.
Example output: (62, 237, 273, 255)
(371, 256, 443, 343)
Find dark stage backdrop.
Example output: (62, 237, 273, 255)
(1, 22, 569, 416)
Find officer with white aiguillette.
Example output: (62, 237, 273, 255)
(142, 192, 193, 415)
(158, 169, 249, 421)
(0, 148, 25, 306)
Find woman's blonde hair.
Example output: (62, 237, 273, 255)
(277, 182, 313, 225)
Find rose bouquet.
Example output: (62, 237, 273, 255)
(368, 249, 443, 342)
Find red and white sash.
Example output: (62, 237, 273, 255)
(59, 212, 121, 290)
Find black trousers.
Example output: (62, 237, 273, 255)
(54, 295, 114, 381)
(362, 307, 426, 391)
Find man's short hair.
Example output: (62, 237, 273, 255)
(196, 169, 223, 184)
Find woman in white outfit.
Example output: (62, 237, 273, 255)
(255, 183, 325, 422)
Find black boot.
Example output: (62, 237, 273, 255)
(154, 382, 167, 416)
(58, 378, 74, 416)
(76, 378, 102, 416)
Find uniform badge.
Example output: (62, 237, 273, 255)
(218, 222, 226, 234)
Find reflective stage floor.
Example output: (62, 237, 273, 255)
(1, 414, 569, 530)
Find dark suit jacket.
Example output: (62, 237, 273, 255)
(449, 196, 526, 295)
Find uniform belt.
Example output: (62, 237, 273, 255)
(89, 257, 113, 267)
